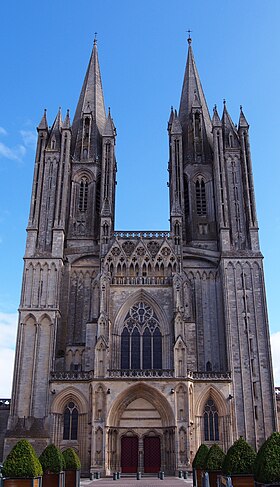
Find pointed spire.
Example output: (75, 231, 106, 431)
(72, 41, 106, 136)
(62, 109, 71, 129)
(37, 109, 48, 130)
(212, 105, 221, 127)
(179, 40, 212, 141)
(103, 108, 115, 136)
(238, 106, 249, 129)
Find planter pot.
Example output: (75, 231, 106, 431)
(3, 478, 42, 487)
(42, 472, 65, 487)
(64, 470, 80, 487)
(196, 469, 204, 487)
(230, 474, 255, 487)
(208, 470, 222, 487)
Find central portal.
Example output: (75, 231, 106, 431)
(144, 436, 161, 473)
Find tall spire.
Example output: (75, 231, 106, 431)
(179, 39, 212, 144)
(72, 40, 106, 151)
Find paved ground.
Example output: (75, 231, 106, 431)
(80, 475, 193, 486)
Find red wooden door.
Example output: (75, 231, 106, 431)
(121, 436, 138, 473)
(144, 436, 161, 473)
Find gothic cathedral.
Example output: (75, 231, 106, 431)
(5, 39, 277, 475)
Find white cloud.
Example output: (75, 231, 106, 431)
(270, 331, 280, 386)
(0, 127, 8, 136)
(0, 141, 26, 161)
(20, 130, 37, 149)
(0, 312, 17, 397)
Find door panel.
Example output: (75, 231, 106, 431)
(144, 436, 161, 473)
(121, 436, 138, 473)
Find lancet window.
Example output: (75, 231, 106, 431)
(63, 401, 79, 440)
(78, 177, 88, 212)
(203, 399, 219, 441)
(195, 178, 206, 216)
(121, 302, 162, 370)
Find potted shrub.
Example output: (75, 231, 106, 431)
(39, 444, 65, 487)
(2, 438, 43, 487)
(254, 432, 280, 486)
(193, 444, 209, 487)
(222, 437, 256, 487)
(204, 444, 225, 487)
(62, 448, 81, 487)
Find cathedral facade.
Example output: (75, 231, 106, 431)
(5, 39, 277, 475)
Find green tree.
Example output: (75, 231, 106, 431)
(39, 444, 65, 474)
(193, 444, 209, 469)
(2, 439, 43, 478)
(222, 437, 256, 475)
(204, 444, 225, 471)
(62, 448, 81, 470)
(254, 432, 280, 484)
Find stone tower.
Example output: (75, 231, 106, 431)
(5, 38, 277, 475)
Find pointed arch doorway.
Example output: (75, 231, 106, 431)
(107, 383, 176, 475)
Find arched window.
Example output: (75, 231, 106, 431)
(78, 177, 88, 212)
(63, 401, 79, 440)
(121, 302, 162, 370)
(195, 178, 206, 216)
(203, 399, 219, 441)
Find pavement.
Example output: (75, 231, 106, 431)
(80, 474, 193, 487)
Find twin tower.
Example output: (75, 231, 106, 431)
(5, 39, 277, 476)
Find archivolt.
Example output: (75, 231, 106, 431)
(196, 385, 228, 417)
(51, 386, 88, 414)
(107, 382, 175, 428)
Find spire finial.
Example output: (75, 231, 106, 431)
(223, 99, 226, 106)
(240, 105, 243, 111)
(187, 30, 192, 45)
(94, 32, 98, 45)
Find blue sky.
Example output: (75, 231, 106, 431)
(1, 0, 280, 395)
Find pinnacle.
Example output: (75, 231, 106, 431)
(37, 109, 48, 130)
(62, 109, 71, 129)
(222, 102, 238, 133)
(103, 109, 116, 137)
(238, 106, 249, 129)
(212, 105, 221, 127)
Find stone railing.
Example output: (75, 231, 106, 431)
(187, 370, 231, 381)
(50, 371, 94, 381)
(114, 230, 171, 239)
(108, 369, 174, 378)
(0, 399, 11, 409)
(112, 276, 172, 286)
(50, 369, 231, 381)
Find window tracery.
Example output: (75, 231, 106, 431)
(203, 399, 219, 441)
(63, 401, 79, 440)
(121, 302, 162, 370)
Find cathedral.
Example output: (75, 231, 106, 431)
(4, 38, 278, 476)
